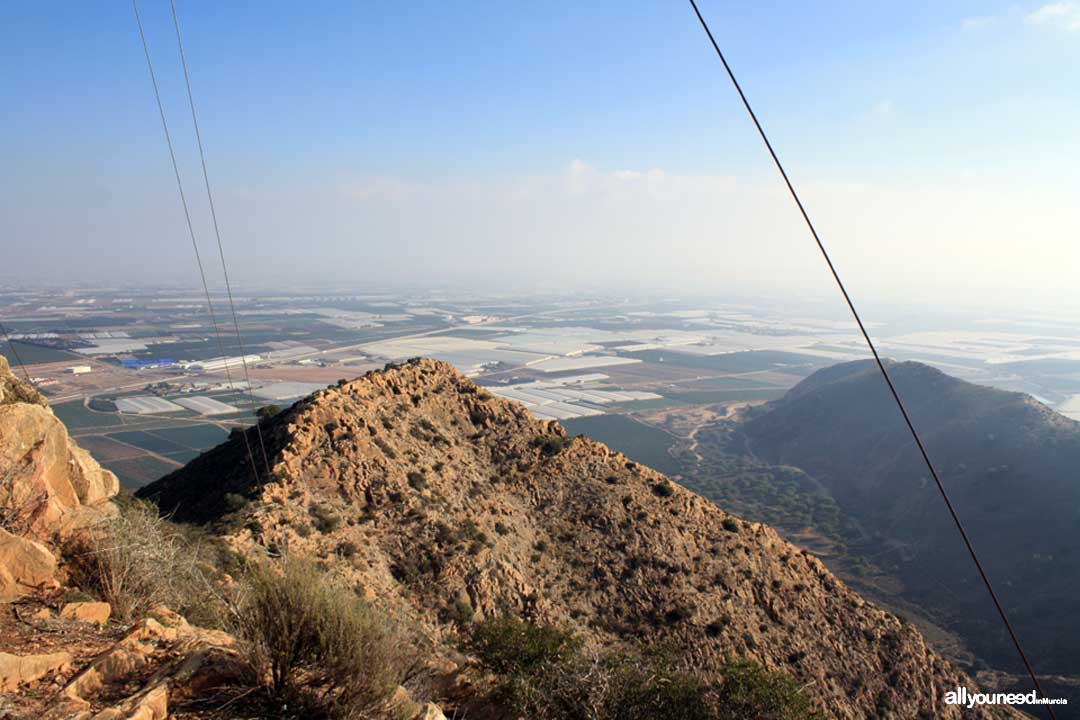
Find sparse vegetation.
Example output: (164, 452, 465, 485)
(468, 617, 712, 719)
(713, 660, 823, 720)
(310, 503, 342, 533)
(65, 497, 223, 624)
(445, 598, 474, 627)
(223, 492, 249, 512)
(466, 616, 820, 720)
(534, 435, 572, 456)
(256, 404, 283, 421)
(407, 470, 427, 490)
(232, 557, 410, 718)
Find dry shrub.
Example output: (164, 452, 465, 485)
(232, 556, 411, 719)
(66, 497, 222, 624)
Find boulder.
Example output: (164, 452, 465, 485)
(413, 702, 449, 720)
(89, 684, 168, 720)
(0, 650, 72, 691)
(0, 527, 58, 601)
(61, 601, 112, 625)
(0, 403, 119, 541)
(0, 356, 118, 603)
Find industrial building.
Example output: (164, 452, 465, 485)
(115, 396, 185, 414)
(182, 355, 261, 373)
(173, 396, 240, 415)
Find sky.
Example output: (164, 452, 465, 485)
(3, 1, 1080, 315)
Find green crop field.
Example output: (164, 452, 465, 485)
(620, 349, 833, 375)
(663, 388, 787, 405)
(1, 341, 81, 365)
(53, 401, 127, 430)
(147, 424, 229, 450)
(109, 430, 190, 455)
(163, 449, 201, 464)
(561, 414, 681, 476)
(101, 455, 180, 489)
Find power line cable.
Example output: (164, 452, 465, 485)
(0, 322, 36, 388)
(132, 0, 260, 484)
(685, 2, 1054, 716)
(168, 0, 273, 480)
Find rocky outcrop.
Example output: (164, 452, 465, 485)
(0, 527, 59, 601)
(0, 356, 118, 602)
(29, 606, 245, 720)
(0, 649, 72, 692)
(59, 601, 111, 625)
(0, 357, 47, 408)
(140, 358, 1017, 719)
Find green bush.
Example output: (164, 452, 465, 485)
(256, 404, 282, 421)
(469, 617, 710, 720)
(233, 557, 409, 718)
(535, 435, 572, 456)
(310, 504, 342, 533)
(223, 492, 249, 512)
(407, 470, 427, 490)
(722, 517, 741, 533)
(445, 599, 474, 627)
(468, 617, 817, 720)
(653, 481, 675, 498)
(713, 660, 822, 720)
(468, 616, 581, 676)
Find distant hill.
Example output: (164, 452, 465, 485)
(737, 359, 1080, 680)
(138, 358, 1005, 719)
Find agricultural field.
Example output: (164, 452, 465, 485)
(618, 348, 835, 375)
(662, 388, 787, 405)
(100, 455, 183, 489)
(561, 414, 681, 476)
(109, 430, 191, 455)
(143, 423, 229, 450)
(1, 341, 81, 365)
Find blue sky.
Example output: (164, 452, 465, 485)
(3, 1, 1080, 311)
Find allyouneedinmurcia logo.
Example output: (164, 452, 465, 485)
(945, 686, 1068, 710)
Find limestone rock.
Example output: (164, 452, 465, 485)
(413, 702, 448, 720)
(61, 601, 112, 625)
(90, 683, 167, 720)
(0, 527, 58, 601)
(46, 606, 240, 720)
(0, 356, 118, 601)
(0, 402, 119, 542)
(0, 649, 72, 691)
(0, 356, 47, 407)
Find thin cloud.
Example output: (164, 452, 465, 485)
(1024, 2, 1080, 30)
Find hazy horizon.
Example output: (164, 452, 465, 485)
(4, 1, 1080, 314)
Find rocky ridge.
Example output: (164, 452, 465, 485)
(141, 357, 1018, 719)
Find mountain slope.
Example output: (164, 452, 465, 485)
(738, 359, 1080, 679)
(139, 358, 1012, 719)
